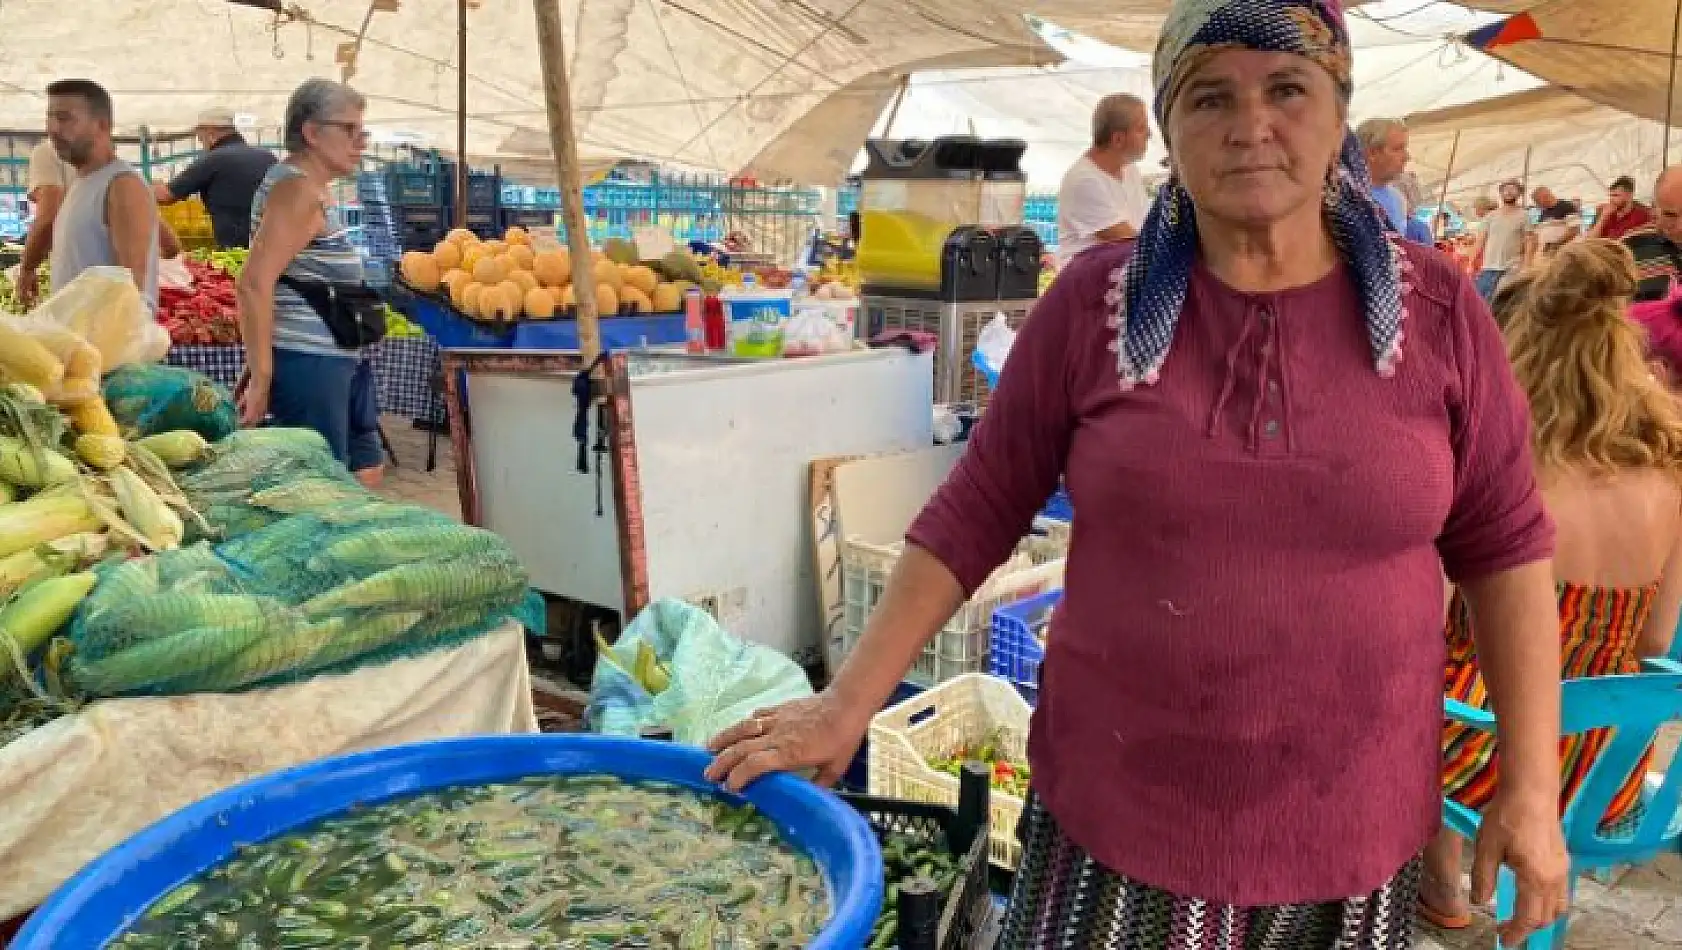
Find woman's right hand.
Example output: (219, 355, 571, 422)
(236, 370, 270, 428)
(704, 690, 870, 792)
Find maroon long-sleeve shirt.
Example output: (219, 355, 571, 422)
(908, 239, 1554, 906)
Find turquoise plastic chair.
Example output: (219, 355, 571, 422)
(1441, 662, 1682, 949)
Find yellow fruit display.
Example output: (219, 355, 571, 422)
(595, 285, 620, 315)
(497, 280, 525, 317)
(508, 270, 538, 294)
(593, 258, 622, 291)
(649, 283, 682, 313)
(507, 244, 535, 271)
(559, 285, 577, 309)
(461, 244, 487, 274)
(619, 287, 652, 314)
(461, 283, 487, 319)
(473, 256, 508, 286)
(524, 288, 556, 320)
(533, 250, 571, 287)
(483, 239, 508, 256)
(482, 284, 519, 322)
(432, 240, 463, 271)
(505, 227, 531, 246)
(400, 251, 441, 292)
(623, 265, 658, 295)
(446, 228, 478, 246)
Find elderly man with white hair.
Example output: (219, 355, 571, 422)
(1054, 93, 1152, 266)
(1356, 116, 1432, 243)
(154, 107, 276, 248)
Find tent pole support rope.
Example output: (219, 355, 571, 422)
(456, 0, 469, 231)
(1667, 0, 1682, 167)
(1434, 130, 1460, 240)
(534, 0, 603, 363)
(881, 75, 911, 137)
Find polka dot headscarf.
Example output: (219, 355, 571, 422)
(1109, 0, 1408, 390)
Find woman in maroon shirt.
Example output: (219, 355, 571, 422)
(709, 0, 1570, 946)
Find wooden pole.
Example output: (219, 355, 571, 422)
(881, 75, 910, 137)
(532, 0, 602, 362)
(1665, 0, 1682, 167)
(455, 0, 469, 231)
(1434, 130, 1461, 240)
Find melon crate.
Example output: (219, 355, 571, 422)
(868, 673, 1032, 869)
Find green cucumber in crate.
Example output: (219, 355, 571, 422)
(843, 761, 993, 950)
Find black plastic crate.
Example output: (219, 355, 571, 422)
(842, 763, 991, 950)
(386, 168, 441, 206)
(501, 207, 556, 231)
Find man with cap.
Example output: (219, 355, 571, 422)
(153, 108, 276, 248)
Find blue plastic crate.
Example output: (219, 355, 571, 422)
(386, 169, 441, 206)
(988, 589, 1061, 705)
(1041, 486, 1072, 522)
(400, 294, 514, 349)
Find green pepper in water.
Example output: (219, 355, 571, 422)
(110, 777, 828, 947)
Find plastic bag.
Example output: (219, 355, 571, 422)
(28, 266, 167, 370)
(782, 305, 849, 357)
(157, 256, 193, 292)
(975, 313, 1016, 377)
(587, 598, 814, 746)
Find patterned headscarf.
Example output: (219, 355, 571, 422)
(1110, 0, 1408, 389)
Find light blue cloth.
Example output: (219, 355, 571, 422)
(1404, 217, 1434, 244)
(1372, 184, 1408, 232)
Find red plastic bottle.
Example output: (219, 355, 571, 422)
(702, 294, 728, 352)
(683, 289, 705, 354)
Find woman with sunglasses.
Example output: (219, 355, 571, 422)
(236, 78, 383, 486)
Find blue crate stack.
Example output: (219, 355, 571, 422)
(355, 171, 401, 289)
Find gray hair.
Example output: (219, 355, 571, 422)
(283, 79, 366, 153)
(1092, 94, 1146, 149)
(1355, 117, 1406, 154)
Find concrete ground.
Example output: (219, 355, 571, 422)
(372, 415, 1682, 949)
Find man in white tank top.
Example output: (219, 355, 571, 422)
(44, 79, 159, 312)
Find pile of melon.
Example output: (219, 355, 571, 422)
(398, 228, 691, 322)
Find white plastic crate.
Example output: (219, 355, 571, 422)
(868, 673, 1032, 869)
(841, 531, 1065, 687)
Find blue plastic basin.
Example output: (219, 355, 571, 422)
(13, 734, 884, 949)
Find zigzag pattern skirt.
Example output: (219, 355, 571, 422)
(998, 796, 1422, 950)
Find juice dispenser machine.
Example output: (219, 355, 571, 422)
(856, 137, 1043, 407)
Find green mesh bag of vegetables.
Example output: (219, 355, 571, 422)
(102, 363, 237, 441)
(178, 427, 355, 538)
(65, 462, 544, 697)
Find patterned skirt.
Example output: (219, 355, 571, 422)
(998, 797, 1421, 950)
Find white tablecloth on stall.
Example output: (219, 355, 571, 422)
(0, 623, 537, 920)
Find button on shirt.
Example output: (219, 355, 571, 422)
(908, 240, 1552, 905)
(1056, 156, 1149, 267)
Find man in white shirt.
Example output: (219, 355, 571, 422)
(18, 139, 76, 308)
(1055, 94, 1151, 266)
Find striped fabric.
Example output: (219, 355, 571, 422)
(250, 163, 366, 359)
(998, 795, 1421, 950)
(1624, 227, 1682, 286)
(1441, 582, 1654, 831)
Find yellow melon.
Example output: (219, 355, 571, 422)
(497, 281, 525, 318)
(507, 244, 536, 271)
(650, 283, 683, 313)
(432, 240, 463, 272)
(446, 228, 478, 246)
(460, 244, 486, 274)
(524, 288, 557, 320)
(559, 285, 577, 309)
(400, 251, 441, 292)
(473, 256, 508, 286)
(461, 282, 487, 319)
(595, 285, 620, 315)
(504, 227, 531, 247)
(508, 270, 538, 294)
(447, 272, 472, 308)
(482, 284, 519, 322)
(533, 249, 571, 287)
(619, 287, 652, 314)
(483, 240, 508, 257)
(593, 258, 623, 291)
(623, 265, 659, 295)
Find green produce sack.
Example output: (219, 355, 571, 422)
(102, 362, 237, 441)
(588, 598, 814, 747)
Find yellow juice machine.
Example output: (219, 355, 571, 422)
(857, 136, 1041, 407)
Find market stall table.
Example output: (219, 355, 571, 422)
(165, 337, 442, 421)
(0, 622, 537, 923)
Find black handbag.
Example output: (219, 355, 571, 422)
(279, 275, 388, 349)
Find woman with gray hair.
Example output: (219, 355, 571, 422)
(235, 78, 382, 486)
(707, 0, 1569, 946)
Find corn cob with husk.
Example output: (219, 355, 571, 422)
(0, 434, 76, 488)
(192, 608, 429, 692)
(300, 552, 528, 620)
(0, 321, 64, 392)
(64, 396, 120, 438)
(249, 476, 367, 514)
(135, 430, 210, 468)
(70, 603, 292, 696)
(81, 592, 269, 646)
(110, 465, 183, 551)
(0, 571, 97, 663)
(74, 433, 125, 471)
(306, 525, 503, 575)
(0, 490, 103, 560)
(0, 532, 107, 597)
(124, 443, 210, 538)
